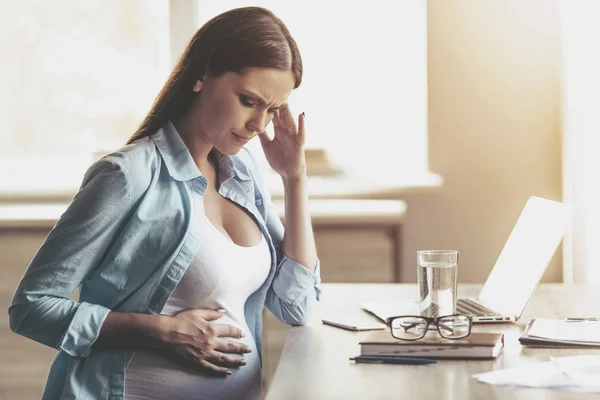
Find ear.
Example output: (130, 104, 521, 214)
(193, 79, 204, 92)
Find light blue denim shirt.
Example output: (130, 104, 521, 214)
(8, 122, 322, 400)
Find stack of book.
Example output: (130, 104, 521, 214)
(358, 330, 504, 360)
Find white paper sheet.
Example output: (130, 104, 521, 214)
(551, 356, 600, 388)
(472, 355, 600, 393)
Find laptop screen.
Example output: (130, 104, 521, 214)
(477, 196, 573, 318)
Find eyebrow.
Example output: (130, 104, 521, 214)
(240, 90, 286, 109)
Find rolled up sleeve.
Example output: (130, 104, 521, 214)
(266, 255, 322, 326)
(59, 302, 111, 357)
(270, 256, 321, 306)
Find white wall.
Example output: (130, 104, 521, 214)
(400, 0, 563, 284)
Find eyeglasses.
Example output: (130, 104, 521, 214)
(386, 314, 472, 341)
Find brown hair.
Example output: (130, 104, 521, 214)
(127, 6, 302, 144)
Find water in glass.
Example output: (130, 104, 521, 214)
(417, 262, 457, 317)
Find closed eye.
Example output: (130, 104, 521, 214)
(239, 95, 256, 108)
(239, 95, 279, 116)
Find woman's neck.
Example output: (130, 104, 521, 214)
(172, 114, 213, 172)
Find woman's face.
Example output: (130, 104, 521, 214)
(191, 68, 295, 155)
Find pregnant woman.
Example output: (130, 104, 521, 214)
(9, 7, 321, 400)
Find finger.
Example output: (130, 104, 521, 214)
(297, 112, 306, 144)
(198, 359, 232, 376)
(216, 338, 253, 354)
(207, 351, 247, 368)
(188, 308, 226, 322)
(271, 113, 286, 139)
(213, 323, 245, 339)
(280, 105, 298, 135)
(272, 111, 283, 128)
(257, 131, 272, 149)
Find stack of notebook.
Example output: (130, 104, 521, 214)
(359, 330, 505, 360)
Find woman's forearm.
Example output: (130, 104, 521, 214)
(94, 311, 169, 350)
(281, 176, 318, 271)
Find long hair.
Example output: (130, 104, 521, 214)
(127, 7, 303, 144)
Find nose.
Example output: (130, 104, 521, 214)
(246, 110, 271, 135)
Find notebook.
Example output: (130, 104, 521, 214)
(359, 330, 504, 359)
(363, 196, 573, 324)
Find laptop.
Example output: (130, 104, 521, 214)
(362, 196, 574, 324)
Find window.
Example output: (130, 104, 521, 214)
(0, 0, 169, 195)
(1, 1, 428, 197)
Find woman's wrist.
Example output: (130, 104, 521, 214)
(96, 312, 173, 351)
(282, 174, 307, 190)
(151, 315, 174, 349)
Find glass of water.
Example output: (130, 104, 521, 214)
(417, 250, 458, 318)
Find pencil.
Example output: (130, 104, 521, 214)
(350, 356, 437, 365)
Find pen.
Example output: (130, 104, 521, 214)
(350, 356, 437, 365)
(565, 317, 600, 322)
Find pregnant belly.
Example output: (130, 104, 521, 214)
(125, 335, 262, 400)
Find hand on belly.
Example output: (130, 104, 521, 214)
(159, 308, 253, 375)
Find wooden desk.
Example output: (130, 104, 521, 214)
(265, 283, 600, 400)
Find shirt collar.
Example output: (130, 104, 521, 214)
(151, 121, 251, 184)
(214, 148, 253, 185)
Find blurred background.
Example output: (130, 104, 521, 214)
(1, 0, 599, 398)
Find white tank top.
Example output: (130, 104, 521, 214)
(125, 196, 271, 400)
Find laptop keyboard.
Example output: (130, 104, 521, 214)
(457, 298, 501, 317)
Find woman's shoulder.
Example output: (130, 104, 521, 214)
(84, 136, 160, 198)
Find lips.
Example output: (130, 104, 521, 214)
(232, 132, 251, 142)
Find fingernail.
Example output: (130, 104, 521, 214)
(217, 308, 226, 314)
(240, 331, 246, 337)
(240, 360, 247, 366)
(244, 347, 252, 353)
(301, 112, 305, 118)
(225, 370, 232, 375)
